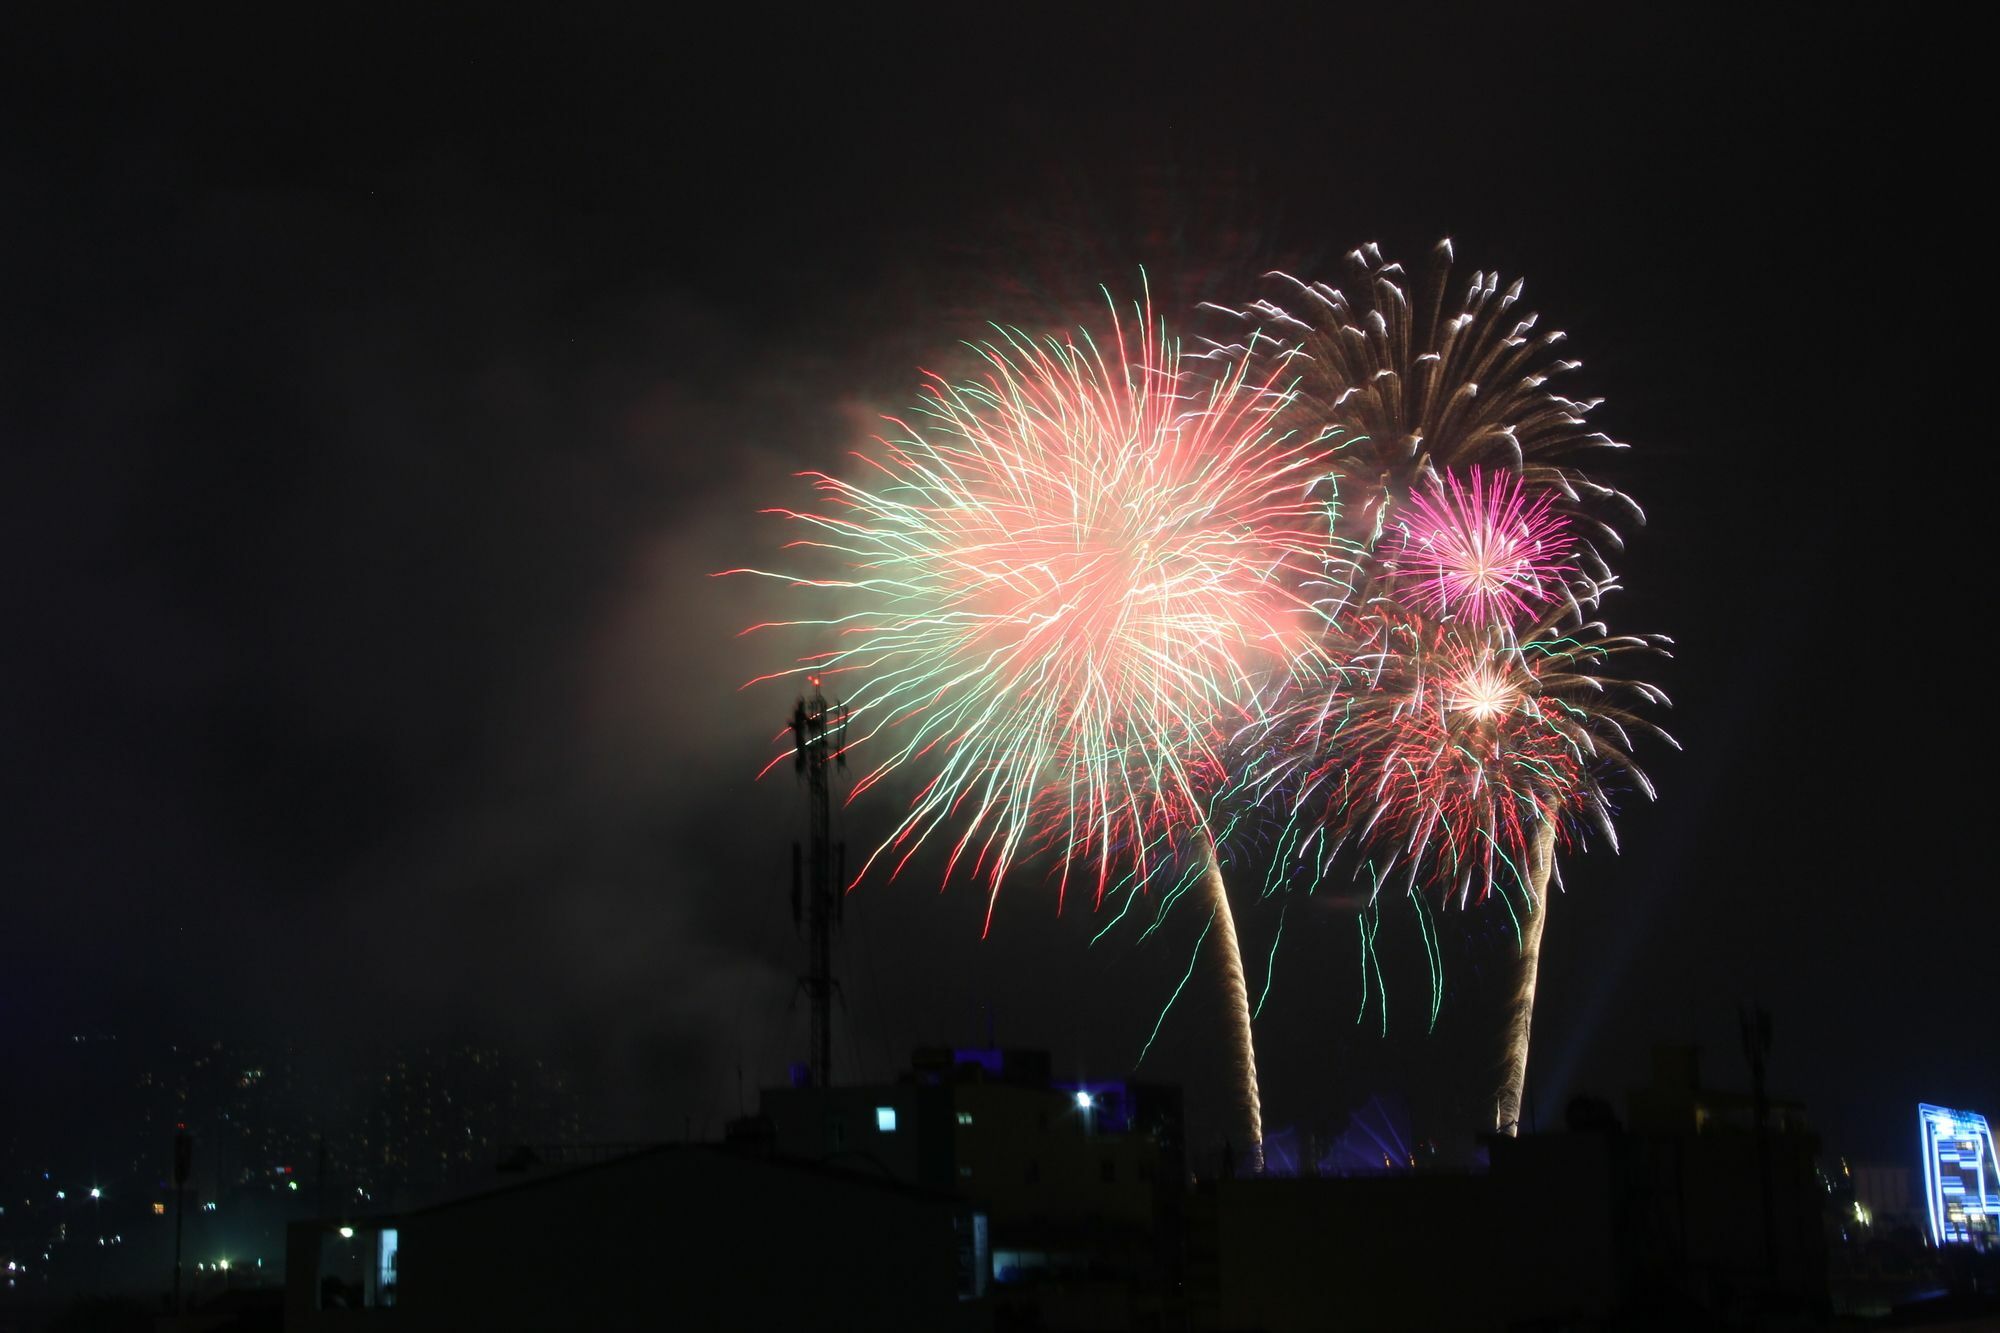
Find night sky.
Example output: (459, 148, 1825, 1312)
(2, 9, 1980, 1165)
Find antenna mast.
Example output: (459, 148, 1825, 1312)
(790, 679, 847, 1088)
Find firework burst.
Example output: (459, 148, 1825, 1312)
(1384, 467, 1575, 629)
(735, 291, 1340, 1166)
(1249, 576, 1670, 1131)
(736, 299, 1330, 912)
(1208, 238, 1640, 565)
(1201, 241, 1671, 1135)
(1329, 598, 1667, 909)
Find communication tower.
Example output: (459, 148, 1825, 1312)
(789, 680, 848, 1087)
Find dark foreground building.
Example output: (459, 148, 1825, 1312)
(751, 1045, 1186, 1327)
(283, 1145, 975, 1331)
(1194, 1045, 1832, 1331)
(279, 1044, 1850, 1331)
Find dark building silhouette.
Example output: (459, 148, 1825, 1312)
(264, 1043, 1897, 1331)
(1190, 1045, 1832, 1331)
(750, 1046, 1185, 1328)
(282, 1145, 970, 1332)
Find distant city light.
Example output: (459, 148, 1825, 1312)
(152, 1203, 165, 1216)
(218, 1259, 230, 1271)
(89, 1187, 101, 1200)
(956, 1111, 974, 1126)
(875, 1106, 898, 1133)
(338, 1227, 355, 1239)
(1075, 1091, 1093, 1110)
(54, 1191, 64, 1201)
(287, 1181, 298, 1191)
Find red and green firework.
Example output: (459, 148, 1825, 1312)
(735, 292, 1337, 928)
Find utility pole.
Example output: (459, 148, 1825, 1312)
(790, 680, 847, 1088)
(172, 1127, 191, 1314)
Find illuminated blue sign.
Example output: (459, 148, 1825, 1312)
(1918, 1104, 1998, 1246)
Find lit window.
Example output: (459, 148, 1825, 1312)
(956, 1111, 974, 1126)
(152, 1203, 165, 1216)
(875, 1106, 897, 1133)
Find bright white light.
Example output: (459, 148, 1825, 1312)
(1448, 665, 1516, 721)
(875, 1106, 897, 1133)
(338, 1226, 354, 1240)
(89, 1188, 101, 1200)
(219, 1259, 230, 1271)
(1075, 1091, 1093, 1109)
(287, 1181, 298, 1191)
(54, 1191, 64, 1201)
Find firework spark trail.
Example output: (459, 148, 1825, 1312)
(1196, 824, 1262, 1173)
(1237, 572, 1665, 1129)
(737, 289, 1335, 1161)
(1493, 817, 1556, 1135)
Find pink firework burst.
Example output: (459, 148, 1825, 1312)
(1385, 468, 1574, 628)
